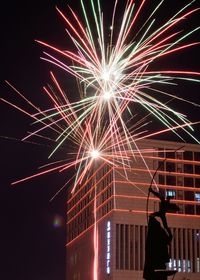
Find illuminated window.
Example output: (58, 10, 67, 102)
(195, 193, 200, 202)
(106, 221, 111, 274)
(168, 259, 191, 272)
(166, 190, 176, 198)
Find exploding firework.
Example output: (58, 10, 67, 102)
(1, 1, 200, 279)
(4, 74, 149, 191)
(1, 0, 200, 192)
(37, 0, 200, 142)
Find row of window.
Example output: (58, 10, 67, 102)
(155, 149, 200, 215)
(68, 182, 92, 210)
(162, 161, 200, 174)
(158, 150, 200, 161)
(68, 163, 113, 209)
(67, 199, 114, 243)
(159, 174, 200, 188)
(168, 228, 200, 272)
(116, 224, 146, 270)
(68, 183, 113, 222)
(116, 224, 200, 273)
(165, 189, 200, 202)
(67, 205, 94, 242)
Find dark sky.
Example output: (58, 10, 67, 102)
(0, 1, 72, 280)
(0, 1, 200, 280)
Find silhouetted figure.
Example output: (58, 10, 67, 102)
(143, 215, 172, 280)
(143, 187, 179, 280)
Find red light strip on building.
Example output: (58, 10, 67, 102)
(67, 205, 200, 247)
(116, 166, 200, 178)
(114, 194, 200, 205)
(114, 208, 200, 218)
(115, 180, 198, 192)
(134, 154, 200, 166)
(67, 181, 200, 224)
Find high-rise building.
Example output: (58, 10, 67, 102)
(66, 139, 200, 280)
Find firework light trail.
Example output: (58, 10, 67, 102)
(37, 0, 200, 143)
(1, 0, 200, 279)
(3, 0, 199, 190)
(7, 72, 146, 190)
(2, 0, 199, 188)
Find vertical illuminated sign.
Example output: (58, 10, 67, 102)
(106, 221, 111, 274)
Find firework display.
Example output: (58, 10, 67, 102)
(2, 1, 200, 279)
(2, 0, 200, 193)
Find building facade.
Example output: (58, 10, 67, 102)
(66, 139, 200, 280)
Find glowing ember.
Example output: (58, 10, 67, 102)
(90, 149, 100, 159)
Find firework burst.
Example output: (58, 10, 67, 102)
(1, 0, 200, 192)
(1, 2, 200, 279)
(37, 0, 200, 142)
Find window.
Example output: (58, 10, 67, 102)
(158, 149, 164, 158)
(194, 152, 200, 161)
(167, 152, 175, 159)
(177, 190, 184, 200)
(184, 164, 193, 174)
(168, 259, 191, 272)
(195, 165, 200, 174)
(176, 151, 183, 160)
(196, 206, 200, 215)
(168, 228, 200, 272)
(158, 161, 164, 170)
(185, 205, 194, 214)
(166, 162, 175, 172)
(177, 163, 183, 173)
(166, 176, 176, 185)
(120, 224, 124, 269)
(195, 178, 200, 188)
(177, 177, 183, 186)
(184, 151, 193, 160)
(158, 174, 165, 184)
(166, 190, 176, 198)
(195, 193, 200, 202)
(184, 177, 194, 187)
(185, 191, 194, 201)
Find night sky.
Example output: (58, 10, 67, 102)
(0, 1, 200, 280)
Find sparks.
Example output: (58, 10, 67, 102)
(90, 149, 100, 159)
(2, 2, 200, 279)
(2, 0, 199, 190)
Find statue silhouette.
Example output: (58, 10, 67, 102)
(143, 187, 179, 280)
